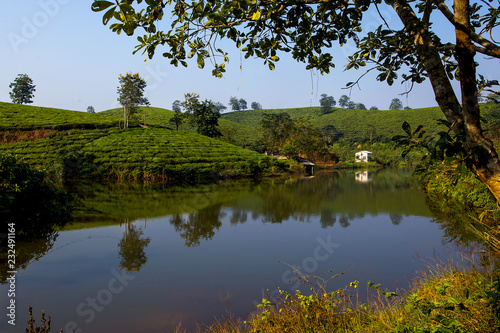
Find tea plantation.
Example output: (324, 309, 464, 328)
(0, 103, 288, 182)
(0, 102, 120, 130)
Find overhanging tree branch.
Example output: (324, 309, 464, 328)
(433, 0, 500, 58)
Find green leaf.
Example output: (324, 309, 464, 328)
(102, 7, 116, 25)
(402, 121, 411, 135)
(197, 54, 205, 69)
(91, 1, 114, 12)
(252, 10, 261, 21)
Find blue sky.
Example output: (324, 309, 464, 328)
(1, 1, 498, 113)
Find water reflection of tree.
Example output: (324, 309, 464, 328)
(169, 204, 223, 247)
(390, 214, 403, 225)
(230, 209, 248, 225)
(320, 210, 336, 228)
(118, 222, 151, 272)
(256, 177, 337, 223)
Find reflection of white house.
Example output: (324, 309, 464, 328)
(355, 150, 373, 162)
(355, 171, 372, 182)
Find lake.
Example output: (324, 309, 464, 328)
(0, 168, 467, 332)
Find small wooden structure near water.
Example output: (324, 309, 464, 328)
(296, 157, 315, 175)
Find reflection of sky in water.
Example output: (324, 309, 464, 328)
(0, 169, 462, 333)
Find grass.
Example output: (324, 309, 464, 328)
(198, 254, 500, 333)
(0, 102, 120, 130)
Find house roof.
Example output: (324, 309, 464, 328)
(356, 150, 372, 154)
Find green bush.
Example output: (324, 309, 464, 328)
(0, 154, 72, 239)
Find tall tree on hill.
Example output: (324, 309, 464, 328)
(338, 95, 350, 109)
(251, 102, 262, 110)
(169, 110, 184, 130)
(87, 106, 95, 113)
(356, 103, 367, 110)
(117, 72, 149, 128)
(181, 92, 221, 137)
(239, 98, 247, 110)
(9, 74, 35, 105)
(389, 98, 404, 110)
(193, 100, 222, 137)
(172, 100, 181, 112)
(213, 102, 227, 113)
(93, 0, 500, 201)
(229, 96, 240, 111)
(319, 94, 336, 114)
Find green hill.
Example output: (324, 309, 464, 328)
(0, 103, 288, 181)
(0, 102, 120, 130)
(221, 106, 449, 141)
(222, 104, 500, 142)
(100, 106, 257, 147)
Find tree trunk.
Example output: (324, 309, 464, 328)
(123, 106, 127, 129)
(454, 0, 500, 202)
(388, 0, 500, 202)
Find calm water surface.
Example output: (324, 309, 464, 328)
(1, 169, 463, 332)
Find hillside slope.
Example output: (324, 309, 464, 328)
(101, 106, 257, 146)
(0, 103, 288, 181)
(0, 102, 120, 130)
(221, 106, 448, 140)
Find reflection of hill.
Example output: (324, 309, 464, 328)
(233, 169, 433, 224)
(64, 169, 432, 232)
(64, 181, 254, 230)
(59, 169, 434, 252)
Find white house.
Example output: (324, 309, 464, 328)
(355, 171, 372, 182)
(355, 150, 373, 162)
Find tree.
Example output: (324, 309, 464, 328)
(251, 101, 262, 110)
(320, 125, 343, 145)
(347, 101, 356, 109)
(366, 124, 376, 144)
(356, 103, 367, 110)
(213, 102, 227, 113)
(9, 74, 35, 104)
(172, 100, 181, 112)
(370, 106, 379, 111)
(180, 93, 221, 137)
(389, 98, 404, 110)
(93, 0, 500, 201)
(319, 94, 336, 114)
(260, 112, 294, 153)
(485, 91, 500, 104)
(169, 110, 184, 130)
(117, 72, 149, 128)
(87, 106, 95, 113)
(193, 100, 222, 137)
(338, 95, 351, 108)
(239, 98, 247, 110)
(404, 106, 412, 110)
(229, 96, 240, 111)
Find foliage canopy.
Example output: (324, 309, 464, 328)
(9, 74, 35, 105)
